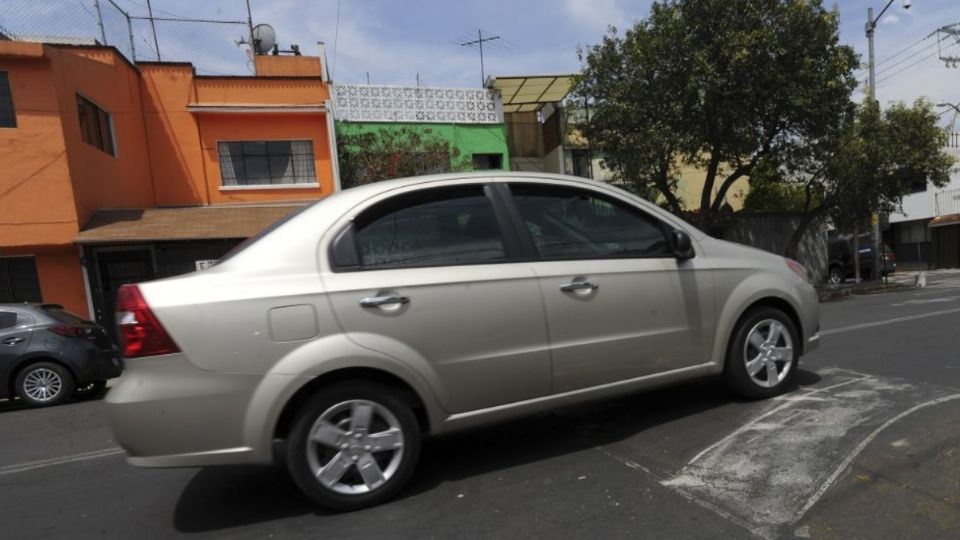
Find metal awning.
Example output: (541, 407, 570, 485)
(488, 75, 575, 113)
(929, 214, 960, 228)
(75, 204, 308, 244)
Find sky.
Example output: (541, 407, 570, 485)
(8, 1, 960, 123)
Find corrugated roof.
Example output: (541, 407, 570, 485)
(75, 205, 308, 244)
(489, 75, 575, 113)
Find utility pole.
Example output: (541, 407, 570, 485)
(865, 0, 910, 282)
(460, 29, 500, 86)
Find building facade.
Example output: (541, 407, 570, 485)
(332, 83, 509, 181)
(0, 41, 337, 329)
(887, 133, 960, 270)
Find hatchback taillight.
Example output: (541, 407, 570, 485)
(49, 324, 88, 337)
(116, 284, 180, 358)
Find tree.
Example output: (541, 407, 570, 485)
(337, 126, 470, 189)
(575, 0, 859, 230)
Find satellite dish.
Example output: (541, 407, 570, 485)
(252, 24, 276, 55)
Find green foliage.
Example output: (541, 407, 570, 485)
(337, 126, 470, 189)
(743, 158, 821, 213)
(575, 0, 858, 227)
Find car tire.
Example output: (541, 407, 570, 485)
(285, 381, 422, 511)
(73, 379, 108, 400)
(827, 266, 844, 284)
(723, 307, 799, 400)
(15, 362, 75, 407)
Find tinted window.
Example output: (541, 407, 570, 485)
(355, 187, 506, 268)
(42, 307, 89, 325)
(510, 184, 671, 259)
(0, 311, 16, 330)
(76, 94, 114, 156)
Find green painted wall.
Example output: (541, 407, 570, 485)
(335, 121, 510, 170)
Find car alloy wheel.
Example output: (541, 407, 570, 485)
(286, 381, 421, 511)
(15, 362, 75, 407)
(306, 399, 405, 495)
(724, 308, 798, 399)
(742, 319, 794, 388)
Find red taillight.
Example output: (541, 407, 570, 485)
(785, 258, 810, 283)
(115, 284, 179, 358)
(49, 324, 88, 337)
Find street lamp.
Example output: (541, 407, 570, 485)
(865, 0, 912, 282)
(937, 102, 960, 115)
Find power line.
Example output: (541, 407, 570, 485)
(332, 0, 341, 78)
(876, 41, 957, 85)
(873, 38, 940, 77)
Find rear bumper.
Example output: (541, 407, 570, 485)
(104, 353, 269, 467)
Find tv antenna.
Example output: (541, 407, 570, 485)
(460, 29, 500, 86)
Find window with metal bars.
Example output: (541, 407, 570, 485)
(0, 71, 15, 128)
(0, 257, 42, 303)
(217, 140, 317, 186)
(76, 94, 115, 156)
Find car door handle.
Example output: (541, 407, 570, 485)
(559, 281, 599, 293)
(1, 337, 24, 346)
(359, 295, 410, 308)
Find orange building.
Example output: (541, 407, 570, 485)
(0, 41, 338, 329)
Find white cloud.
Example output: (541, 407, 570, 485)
(562, 0, 624, 33)
(881, 14, 901, 25)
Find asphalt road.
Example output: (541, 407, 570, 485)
(2, 272, 960, 540)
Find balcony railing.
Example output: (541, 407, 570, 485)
(935, 187, 960, 217)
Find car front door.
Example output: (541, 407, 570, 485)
(321, 183, 551, 414)
(503, 182, 715, 393)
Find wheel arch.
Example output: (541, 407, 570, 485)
(272, 367, 431, 441)
(727, 296, 805, 361)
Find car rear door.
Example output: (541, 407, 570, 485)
(502, 182, 715, 393)
(321, 183, 551, 414)
(0, 309, 34, 391)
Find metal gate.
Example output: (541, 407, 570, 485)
(87, 245, 156, 337)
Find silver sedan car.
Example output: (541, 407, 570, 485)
(105, 173, 820, 510)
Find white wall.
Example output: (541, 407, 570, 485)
(889, 146, 960, 223)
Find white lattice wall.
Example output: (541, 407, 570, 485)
(333, 84, 503, 124)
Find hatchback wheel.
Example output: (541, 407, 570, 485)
(286, 382, 421, 511)
(724, 308, 798, 399)
(15, 362, 75, 407)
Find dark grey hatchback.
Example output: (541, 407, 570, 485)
(0, 303, 122, 407)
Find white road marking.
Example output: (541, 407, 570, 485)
(659, 373, 957, 538)
(794, 393, 960, 521)
(889, 296, 960, 307)
(0, 447, 124, 476)
(820, 306, 960, 336)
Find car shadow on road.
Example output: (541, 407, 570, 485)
(173, 369, 822, 533)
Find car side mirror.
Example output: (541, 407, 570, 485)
(672, 230, 695, 261)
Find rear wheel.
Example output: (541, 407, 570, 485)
(724, 308, 799, 399)
(15, 362, 75, 407)
(285, 381, 421, 511)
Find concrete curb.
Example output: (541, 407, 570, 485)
(816, 282, 909, 302)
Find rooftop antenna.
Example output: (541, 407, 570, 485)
(460, 29, 500, 86)
(252, 24, 277, 55)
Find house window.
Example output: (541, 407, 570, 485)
(218, 140, 317, 187)
(76, 94, 114, 155)
(472, 153, 503, 170)
(0, 257, 42, 303)
(0, 71, 15, 128)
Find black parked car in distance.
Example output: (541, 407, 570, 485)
(827, 234, 896, 284)
(0, 303, 122, 407)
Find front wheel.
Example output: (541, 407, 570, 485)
(724, 308, 799, 399)
(286, 381, 421, 511)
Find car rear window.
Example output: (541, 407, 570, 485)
(42, 307, 90, 325)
